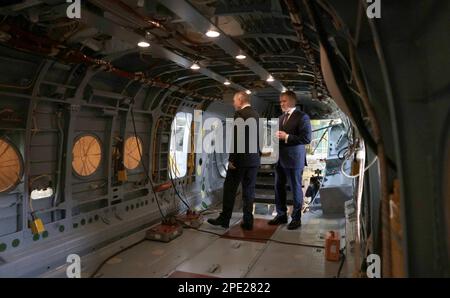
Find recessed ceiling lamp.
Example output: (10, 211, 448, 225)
(245, 90, 252, 95)
(137, 41, 150, 48)
(206, 30, 220, 38)
(266, 75, 275, 82)
(224, 81, 231, 86)
(190, 63, 200, 70)
(236, 53, 247, 60)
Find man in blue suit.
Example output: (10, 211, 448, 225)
(269, 91, 312, 230)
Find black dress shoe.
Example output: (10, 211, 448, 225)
(207, 217, 229, 228)
(240, 222, 253, 231)
(287, 220, 302, 230)
(268, 216, 288, 225)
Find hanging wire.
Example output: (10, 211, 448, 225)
(129, 103, 166, 221)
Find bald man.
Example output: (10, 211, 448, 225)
(208, 91, 261, 230)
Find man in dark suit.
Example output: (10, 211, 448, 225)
(208, 91, 261, 230)
(269, 91, 312, 230)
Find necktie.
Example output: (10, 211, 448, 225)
(282, 112, 290, 127)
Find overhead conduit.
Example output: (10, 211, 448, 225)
(0, 21, 222, 102)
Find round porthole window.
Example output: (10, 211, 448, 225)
(72, 135, 102, 177)
(123, 136, 143, 170)
(0, 138, 23, 193)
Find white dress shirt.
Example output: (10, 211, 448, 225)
(240, 104, 251, 110)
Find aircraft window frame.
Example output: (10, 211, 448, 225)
(169, 112, 192, 179)
(0, 137, 24, 194)
(71, 134, 103, 178)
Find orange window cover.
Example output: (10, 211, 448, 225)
(72, 135, 102, 177)
(0, 138, 22, 192)
(124, 136, 142, 170)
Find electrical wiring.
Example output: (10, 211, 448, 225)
(312, 122, 331, 154)
(341, 156, 378, 179)
(184, 226, 325, 249)
(354, 143, 366, 275)
(335, 247, 347, 278)
(52, 109, 64, 222)
(130, 104, 166, 221)
(169, 148, 188, 199)
(337, 138, 378, 179)
(300, 1, 379, 162)
(88, 199, 194, 277)
(89, 215, 324, 278)
(168, 155, 190, 209)
(90, 238, 149, 278)
(89, 230, 324, 278)
(338, 146, 350, 160)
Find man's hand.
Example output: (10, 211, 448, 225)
(228, 162, 237, 170)
(276, 131, 288, 141)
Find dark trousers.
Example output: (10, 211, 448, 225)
(275, 164, 304, 221)
(220, 167, 258, 224)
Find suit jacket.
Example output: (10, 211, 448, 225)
(278, 109, 312, 169)
(228, 106, 261, 168)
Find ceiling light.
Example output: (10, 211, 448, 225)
(245, 90, 252, 95)
(137, 41, 150, 48)
(266, 76, 275, 82)
(190, 63, 200, 70)
(224, 81, 231, 86)
(206, 30, 220, 38)
(236, 54, 247, 60)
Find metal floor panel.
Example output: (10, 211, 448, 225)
(246, 242, 348, 278)
(91, 209, 350, 278)
(271, 211, 346, 247)
(174, 238, 266, 278)
(95, 229, 219, 278)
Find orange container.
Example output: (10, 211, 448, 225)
(325, 231, 340, 262)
